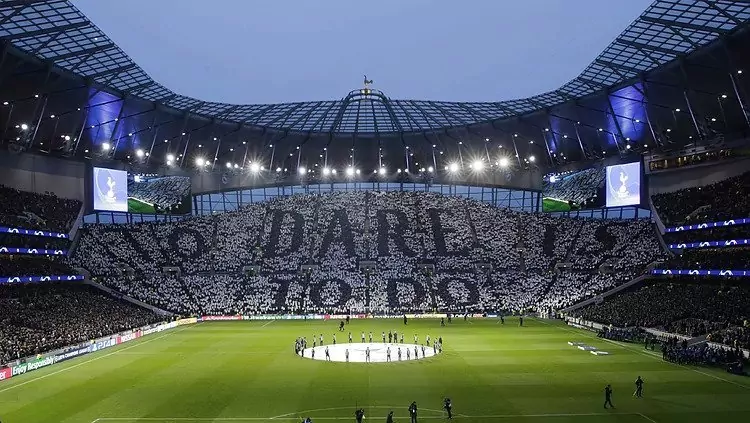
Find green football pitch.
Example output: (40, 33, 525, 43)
(542, 198, 573, 213)
(1, 318, 748, 423)
(127, 197, 157, 214)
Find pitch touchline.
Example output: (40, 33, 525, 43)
(92, 412, 649, 422)
(0, 325, 196, 395)
(535, 318, 750, 390)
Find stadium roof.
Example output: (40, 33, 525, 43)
(2, 0, 749, 134)
(1, 0, 750, 177)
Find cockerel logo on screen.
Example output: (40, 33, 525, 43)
(105, 176, 117, 203)
(616, 171, 630, 199)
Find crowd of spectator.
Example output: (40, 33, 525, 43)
(663, 225, 750, 244)
(0, 256, 76, 277)
(574, 280, 750, 349)
(652, 170, 750, 225)
(664, 247, 750, 269)
(0, 185, 82, 232)
(69, 191, 662, 315)
(0, 232, 70, 250)
(0, 283, 160, 364)
(661, 336, 745, 372)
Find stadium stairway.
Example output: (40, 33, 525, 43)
(647, 196, 674, 257)
(563, 223, 585, 263)
(68, 202, 85, 240)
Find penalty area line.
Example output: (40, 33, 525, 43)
(0, 325, 196, 395)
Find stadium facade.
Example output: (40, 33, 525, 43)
(0, 0, 749, 224)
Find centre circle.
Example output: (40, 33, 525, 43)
(298, 342, 440, 363)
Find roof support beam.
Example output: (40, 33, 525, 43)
(640, 16, 727, 34)
(46, 44, 115, 62)
(86, 63, 135, 80)
(594, 59, 644, 76)
(700, 1, 742, 25)
(614, 38, 681, 57)
(2, 21, 89, 40)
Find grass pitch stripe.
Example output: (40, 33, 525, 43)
(0, 324, 195, 394)
(534, 318, 750, 390)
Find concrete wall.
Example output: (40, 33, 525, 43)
(0, 152, 86, 201)
(648, 158, 750, 195)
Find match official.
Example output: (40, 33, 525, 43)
(604, 384, 614, 409)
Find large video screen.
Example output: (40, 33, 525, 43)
(93, 168, 191, 214)
(605, 162, 641, 207)
(93, 167, 128, 212)
(127, 174, 192, 214)
(542, 166, 605, 212)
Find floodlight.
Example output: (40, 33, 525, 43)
(346, 167, 354, 176)
(448, 163, 459, 173)
(136, 149, 144, 158)
(250, 163, 261, 173)
(529, 155, 536, 163)
(298, 166, 306, 175)
(498, 157, 510, 168)
(323, 167, 331, 175)
(195, 158, 205, 166)
(102, 142, 111, 151)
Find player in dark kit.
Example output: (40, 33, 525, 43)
(604, 384, 614, 409)
(404, 314, 408, 325)
(408, 401, 418, 423)
(355, 408, 365, 423)
(519, 316, 524, 326)
(340, 321, 345, 331)
(443, 397, 452, 419)
(634, 376, 644, 398)
(386, 410, 394, 423)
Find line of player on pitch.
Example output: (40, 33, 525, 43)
(300, 398, 454, 423)
(300, 332, 443, 347)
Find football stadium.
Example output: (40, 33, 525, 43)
(2, 0, 750, 422)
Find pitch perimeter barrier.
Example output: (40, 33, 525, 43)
(0, 318, 196, 384)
